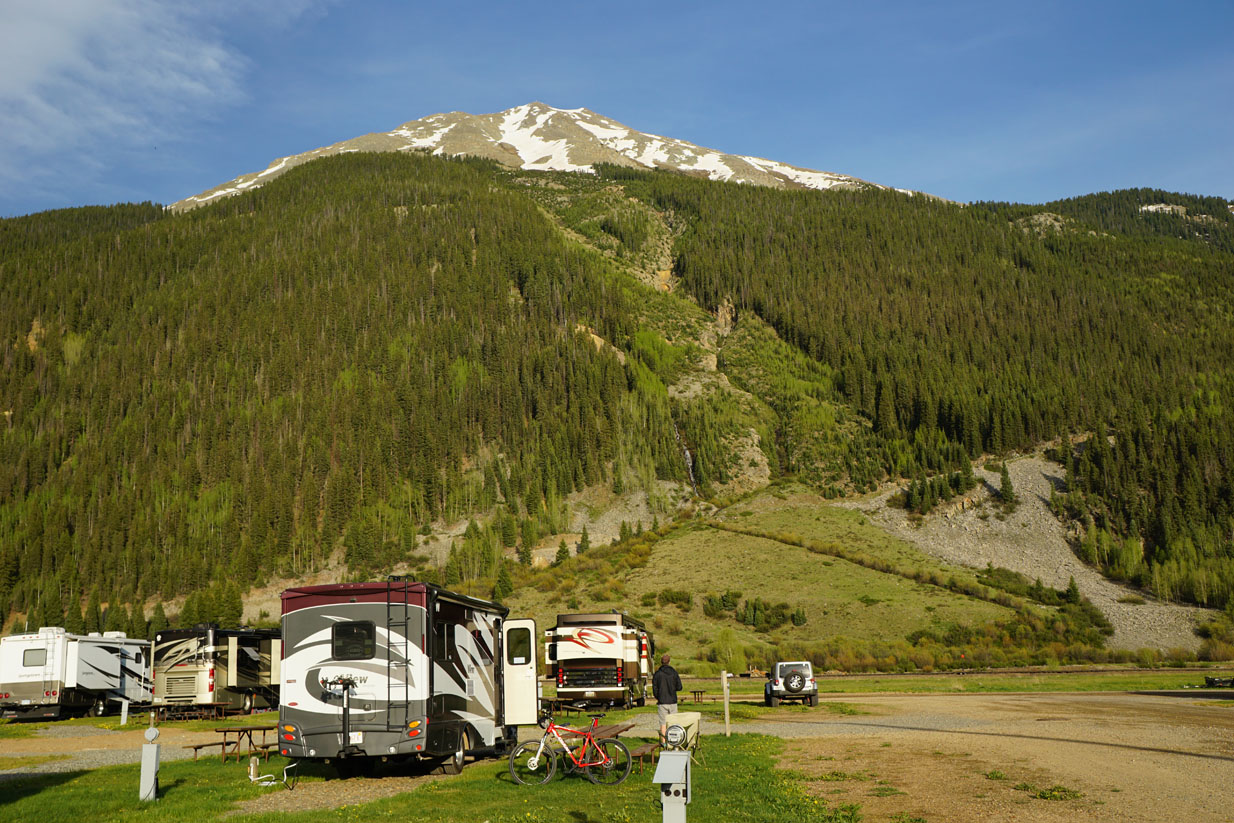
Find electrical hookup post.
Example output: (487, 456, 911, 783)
(720, 671, 731, 737)
(139, 725, 160, 802)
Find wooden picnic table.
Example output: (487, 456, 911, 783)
(215, 724, 278, 762)
(690, 689, 705, 703)
(590, 722, 635, 739)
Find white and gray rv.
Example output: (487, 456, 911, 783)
(153, 626, 281, 713)
(545, 612, 653, 708)
(277, 580, 537, 775)
(0, 627, 151, 720)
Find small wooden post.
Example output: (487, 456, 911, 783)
(721, 670, 731, 737)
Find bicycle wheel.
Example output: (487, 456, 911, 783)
(585, 738, 631, 786)
(509, 740, 557, 785)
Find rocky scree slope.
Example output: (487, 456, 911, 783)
(839, 455, 1212, 652)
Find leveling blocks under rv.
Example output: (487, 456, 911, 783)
(277, 580, 537, 773)
(0, 627, 151, 720)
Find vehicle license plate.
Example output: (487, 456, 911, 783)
(584, 691, 596, 698)
(349, 731, 363, 745)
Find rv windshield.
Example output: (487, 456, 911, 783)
(332, 622, 376, 660)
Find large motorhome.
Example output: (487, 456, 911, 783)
(0, 627, 151, 720)
(545, 612, 653, 708)
(152, 626, 281, 713)
(278, 579, 537, 775)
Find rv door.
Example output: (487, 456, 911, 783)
(501, 619, 537, 726)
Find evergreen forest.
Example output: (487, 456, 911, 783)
(1, 151, 1232, 634)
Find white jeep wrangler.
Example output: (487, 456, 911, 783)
(764, 661, 818, 707)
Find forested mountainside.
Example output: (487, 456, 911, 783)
(1, 151, 1232, 634)
(605, 168, 1234, 607)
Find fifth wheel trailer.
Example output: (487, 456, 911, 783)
(0, 627, 151, 720)
(278, 579, 537, 775)
(152, 626, 281, 713)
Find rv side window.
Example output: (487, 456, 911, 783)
(506, 627, 531, 666)
(332, 622, 376, 660)
(23, 648, 47, 667)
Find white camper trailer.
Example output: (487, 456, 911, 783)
(153, 626, 281, 713)
(545, 612, 653, 708)
(0, 627, 151, 720)
(278, 579, 537, 776)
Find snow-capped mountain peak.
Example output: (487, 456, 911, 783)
(172, 103, 899, 210)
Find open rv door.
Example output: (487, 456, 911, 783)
(501, 619, 537, 726)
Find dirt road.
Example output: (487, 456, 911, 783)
(773, 693, 1234, 823)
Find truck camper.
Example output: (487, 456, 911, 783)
(152, 626, 281, 713)
(278, 578, 537, 775)
(0, 627, 151, 719)
(545, 612, 653, 708)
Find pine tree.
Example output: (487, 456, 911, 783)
(149, 602, 169, 637)
(84, 589, 102, 634)
(220, 582, 244, 627)
(517, 541, 532, 566)
(104, 603, 128, 633)
(493, 562, 514, 601)
(64, 595, 85, 634)
(554, 540, 569, 566)
(128, 602, 148, 640)
(999, 462, 1017, 507)
(577, 526, 590, 555)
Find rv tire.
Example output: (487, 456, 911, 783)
(242, 692, 255, 713)
(91, 698, 107, 717)
(442, 727, 471, 775)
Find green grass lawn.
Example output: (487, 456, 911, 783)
(0, 734, 859, 823)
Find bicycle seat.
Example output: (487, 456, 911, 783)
(587, 713, 606, 719)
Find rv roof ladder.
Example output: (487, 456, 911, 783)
(385, 578, 411, 731)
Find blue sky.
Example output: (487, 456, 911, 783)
(2, 0, 1231, 217)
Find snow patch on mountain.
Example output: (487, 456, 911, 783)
(172, 102, 903, 211)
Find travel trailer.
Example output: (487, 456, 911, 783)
(545, 612, 653, 708)
(278, 579, 537, 775)
(152, 626, 281, 712)
(0, 627, 151, 719)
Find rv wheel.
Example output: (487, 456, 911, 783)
(91, 698, 107, 717)
(442, 727, 471, 775)
(242, 692, 255, 713)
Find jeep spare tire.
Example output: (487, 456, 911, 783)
(785, 671, 805, 693)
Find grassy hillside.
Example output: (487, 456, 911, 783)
(506, 486, 1128, 673)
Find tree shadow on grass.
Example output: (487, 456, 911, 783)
(0, 770, 88, 806)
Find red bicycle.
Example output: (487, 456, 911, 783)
(508, 713, 632, 785)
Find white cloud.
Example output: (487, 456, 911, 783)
(0, 0, 328, 208)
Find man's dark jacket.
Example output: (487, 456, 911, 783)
(652, 664, 683, 704)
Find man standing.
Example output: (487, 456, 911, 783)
(652, 653, 682, 744)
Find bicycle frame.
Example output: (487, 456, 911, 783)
(534, 717, 611, 768)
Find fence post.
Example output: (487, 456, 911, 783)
(721, 670, 731, 737)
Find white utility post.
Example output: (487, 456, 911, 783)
(720, 671, 731, 737)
